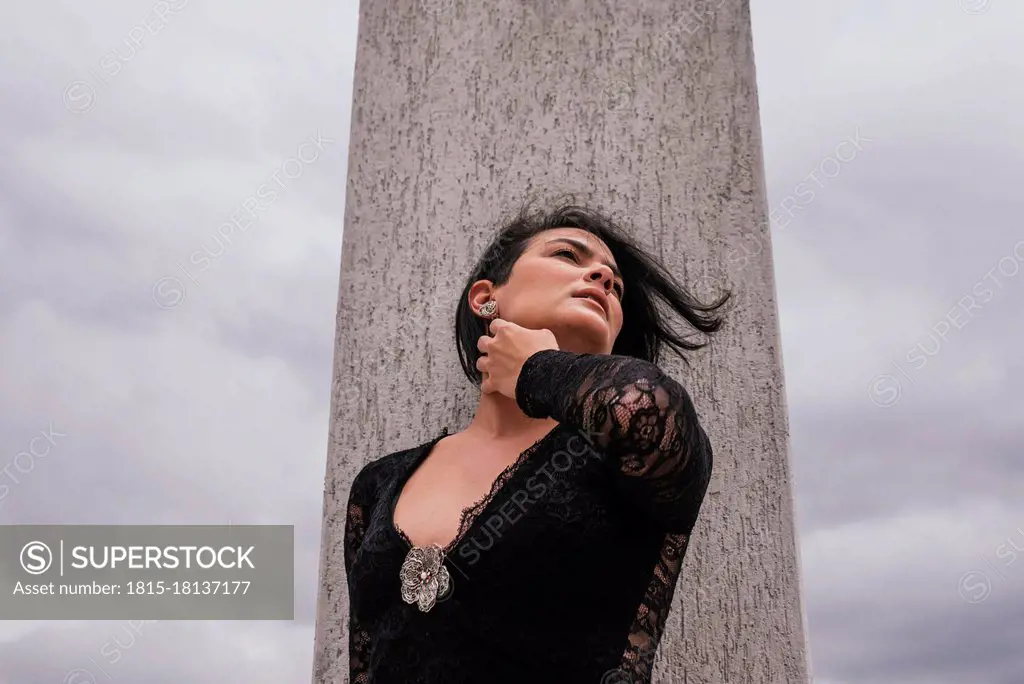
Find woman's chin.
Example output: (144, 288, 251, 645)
(552, 313, 611, 351)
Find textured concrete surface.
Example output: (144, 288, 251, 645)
(313, 0, 810, 681)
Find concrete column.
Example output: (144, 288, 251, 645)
(313, 0, 810, 681)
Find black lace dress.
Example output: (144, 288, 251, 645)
(344, 349, 713, 684)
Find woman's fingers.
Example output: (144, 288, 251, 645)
(476, 356, 493, 392)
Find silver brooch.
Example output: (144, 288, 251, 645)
(400, 544, 452, 612)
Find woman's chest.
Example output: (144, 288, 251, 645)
(350, 436, 636, 615)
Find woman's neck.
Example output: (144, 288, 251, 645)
(464, 390, 558, 441)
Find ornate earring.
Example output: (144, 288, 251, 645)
(478, 300, 498, 319)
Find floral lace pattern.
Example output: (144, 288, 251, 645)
(343, 350, 713, 683)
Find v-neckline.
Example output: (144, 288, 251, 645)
(390, 423, 564, 554)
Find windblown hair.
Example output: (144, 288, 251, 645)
(455, 194, 732, 385)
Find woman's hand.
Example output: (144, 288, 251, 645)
(477, 318, 559, 399)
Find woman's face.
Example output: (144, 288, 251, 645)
(470, 228, 625, 354)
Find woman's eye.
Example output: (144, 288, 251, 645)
(554, 249, 578, 262)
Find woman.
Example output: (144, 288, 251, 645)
(344, 200, 730, 683)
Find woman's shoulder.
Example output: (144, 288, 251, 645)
(350, 426, 451, 497)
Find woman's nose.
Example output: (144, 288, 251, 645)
(587, 267, 614, 289)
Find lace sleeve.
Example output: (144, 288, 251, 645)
(515, 349, 712, 533)
(344, 464, 376, 683)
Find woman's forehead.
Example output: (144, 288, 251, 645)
(531, 227, 613, 257)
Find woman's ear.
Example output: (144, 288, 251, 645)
(467, 280, 496, 314)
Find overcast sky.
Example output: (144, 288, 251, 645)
(2, 1, 1022, 683)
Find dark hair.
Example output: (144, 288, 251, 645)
(455, 194, 732, 385)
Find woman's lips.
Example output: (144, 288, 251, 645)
(573, 295, 607, 318)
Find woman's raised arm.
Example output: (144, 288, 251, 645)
(515, 349, 713, 533)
